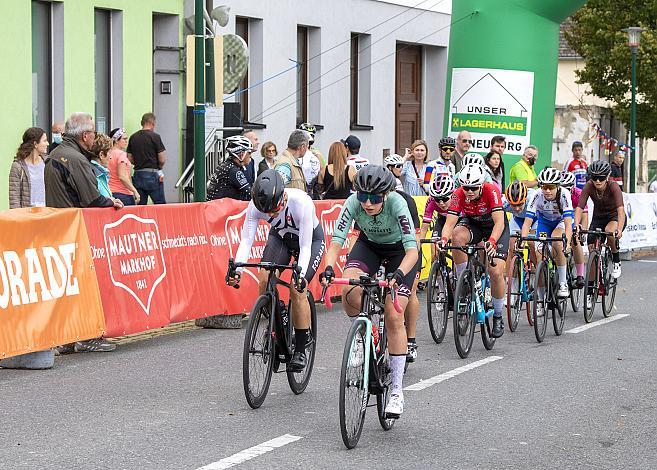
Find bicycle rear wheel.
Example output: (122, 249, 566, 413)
(567, 255, 582, 312)
(552, 271, 567, 336)
(375, 326, 395, 431)
(287, 291, 318, 394)
(583, 252, 600, 323)
(506, 255, 523, 332)
(339, 319, 368, 449)
(602, 249, 616, 317)
(532, 262, 549, 343)
(453, 270, 476, 359)
(243, 295, 275, 409)
(427, 261, 449, 343)
(481, 315, 496, 350)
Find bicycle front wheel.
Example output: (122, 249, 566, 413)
(568, 256, 582, 312)
(339, 319, 368, 449)
(453, 270, 476, 359)
(602, 249, 617, 317)
(583, 251, 600, 323)
(506, 255, 523, 332)
(287, 291, 318, 394)
(243, 295, 275, 409)
(375, 326, 395, 431)
(532, 262, 549, 343)
(427, 261, 449, 343)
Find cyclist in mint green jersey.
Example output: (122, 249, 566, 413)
(321, 166, 418, 419)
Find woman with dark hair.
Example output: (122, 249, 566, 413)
(258, 141, 278, 176)
(485, 150, 505, 191)
(9, 127, 48, 208)
(108, 127, 139, 205)
(319, 141, 356, 199)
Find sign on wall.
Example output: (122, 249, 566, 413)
(448, 68, 534, 156)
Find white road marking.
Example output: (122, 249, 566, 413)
(638, 259, 657, 263)
(196, 434, 303, 470)
(404, 356, 503, 391)
(565, 314, 629, 334)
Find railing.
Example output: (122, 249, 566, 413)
(175, 127, 244, 203)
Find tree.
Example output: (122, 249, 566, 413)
(566, 0, 657, 139)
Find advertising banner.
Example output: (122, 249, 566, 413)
(621, 192, 657, 251)
(0, 208, 105, 358)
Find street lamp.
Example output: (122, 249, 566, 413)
(622, 26, 645, 193)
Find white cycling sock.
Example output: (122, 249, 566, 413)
(557, 265, 567, 284)
(455, 262, 467, 278)
(493, 297, 504, 318)
(390, 355, 405, 394)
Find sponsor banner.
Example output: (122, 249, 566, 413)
(0, 208, 105, 358)
(621, 192, 657, 251)
(412, 196, 433, 280)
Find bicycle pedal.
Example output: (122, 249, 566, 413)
(384, 412, 401, 420)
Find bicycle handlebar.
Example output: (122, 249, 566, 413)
(320, 278, 402, 313)
(441, 244, 503, 267)
(226, 258, 301, 289)
(578, 229, 617, 238)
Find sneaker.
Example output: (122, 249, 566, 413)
(288, 350, 307, 372)
(575, 276, 585, 289)
(348, 336, 364, 368)
(384, 392, 404, 418)
(612, 262, 621, 279)
(557, 283, 569, 298)
(535, 303, 545, 318)
(406, 342, 417, 363)
(491, 317, 504, 338)
(56, 343, 76, 355)
(74, 338, 116, 353)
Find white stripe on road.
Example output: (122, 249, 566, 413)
(404, 356, 503, 392)
(196, 434, 303, 470)
(565, 314, 629, 334)
(638, 260, 657, 263)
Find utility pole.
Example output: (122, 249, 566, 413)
(193, 0, 206, 202)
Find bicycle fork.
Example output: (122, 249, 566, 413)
(353, 316, 373, 413)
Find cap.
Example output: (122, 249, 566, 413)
(341, 135, 361, 151)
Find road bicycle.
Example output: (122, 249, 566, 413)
(228, 259, 317, 409)
(567, 234, 584, 312)
(506, 238, 533, 332)
(420, 238, 454, 344)
(322, 276, 402, 449)
(448, 244, 498, 359)
(579, 229, 618, 322)
(520, 235, 567, 342)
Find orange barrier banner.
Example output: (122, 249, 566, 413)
(0, 208, 105, 358)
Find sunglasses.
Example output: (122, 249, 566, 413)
(435, 196, 451, 203)
(356, 191, 384, 204)
(541, 184, 557, 191)
(390, 164, 403, 169)
(441, 147, 455, 153)
(591, 175, 607, 182)
(462, 185, 481, 192)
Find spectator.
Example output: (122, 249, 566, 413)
(485, 151, 504, 191)
(509, 145, 538, 188)
(454, 130, 471, 173)
(9, 127, 48, 208)
(242, 130, 259, 183)
(563, 141, 588, 189)
(48, 121, 64, 154)
(206, 135, 254, 201)
(610, 149, 625, 189)
(319, 142, 356, 199)
(274, 130, 309, 191)
(45, 112, 121, 354)
(298, 124, 323, 199)
(108, 128, 140, 205)
(127, 112, 166, 204)
(89, 134, 113, 197)
(299, 122, 325, 165)
(258, 141, 278, 176)
(400, 139, 430, 196)
(342, 135, 369, 170)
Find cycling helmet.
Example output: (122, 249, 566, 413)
(588, 160, 611, 177)
(439, 136, 456, 149)
(224, 135, 253, 161)
(252, 169, 285, 213)
(429, 173, 455, 198)
(505, 180, 528, 205)
(462, 153, 485, 168)
(537, 167, 563, 185)
(384, 153, 405, 167)
(354, 165, 396, 195)
(561, 171, 576, 188)
(298, 122, 316, 135)
(458, 163, 487, 187)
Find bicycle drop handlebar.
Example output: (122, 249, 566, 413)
(226, 258, 301, 289)
(320, 278, 403, 313)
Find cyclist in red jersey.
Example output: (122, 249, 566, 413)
(439, 163, 509, 338)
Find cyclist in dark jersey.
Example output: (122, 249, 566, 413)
(321, 165, 418, 418)
(438, 163, 509, 338)
(574, 160, 626, 279)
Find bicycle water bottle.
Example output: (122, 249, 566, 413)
(475, 279, 485, 322)
(484, 274, 492, 305)
(279, 300, 289, 327)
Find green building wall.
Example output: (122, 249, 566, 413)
(0, 0, 183, 210)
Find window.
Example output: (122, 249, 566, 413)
(350, 33, 359, 126)
(235, 17, 249, 122)
(350, 33, 373, 130)
(95, 9, 112, 133)
(296, 26, 309, 126)
(31, 1, 52, 131)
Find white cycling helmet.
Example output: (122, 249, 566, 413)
(537, 166, 563, 185)
(384, 153, 405, 167)
(462, 153, 485, 168)
(429, 173, 455, 198)
(224, 135, 253, 161)
(561, 171, 576, 188)
(458, 163, 487, 187)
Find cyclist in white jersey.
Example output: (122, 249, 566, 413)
(229, 170, 325, 372)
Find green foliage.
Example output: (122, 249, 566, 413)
(566, 0, 657, 139)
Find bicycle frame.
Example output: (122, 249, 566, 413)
(580, 229, 617, 295)
(520, 235, 565, 302)
(511, 240, 533, 303)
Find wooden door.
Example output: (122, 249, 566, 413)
(395, 44, 422, 154)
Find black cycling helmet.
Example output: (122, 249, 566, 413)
(439, 136, 456, 148)
(252, 169, 285, 213)
(588, 160, 611, 177)
(354, 165, 396, 195)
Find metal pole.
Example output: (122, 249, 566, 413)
(193, 0, 206, 202)
(629, 47, 637, 193)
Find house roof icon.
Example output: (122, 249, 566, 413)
(453, 73, 528, 117)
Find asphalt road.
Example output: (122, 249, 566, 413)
(2, 257, 657, 470)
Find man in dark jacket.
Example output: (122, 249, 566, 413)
(45, 112, 122, 354)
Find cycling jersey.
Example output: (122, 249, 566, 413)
(503, 189, 536, 234)
(525, 188, 573, 222)
(333, 191, 416, 250)
(207, 159, 251, 201)
(578, 180, 623, 220)
(447, 183, 503, 225)
(563, 157, 588, 190)
(423, 196, 450, 224)
(569, 186, 587, 213)
(346, 154, 370, 171)
(423, 160, 454, 189)
(301, 149, 321, 185)
(235, 188, 320, 278)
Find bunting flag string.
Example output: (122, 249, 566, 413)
(589, 122, 632, 154)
